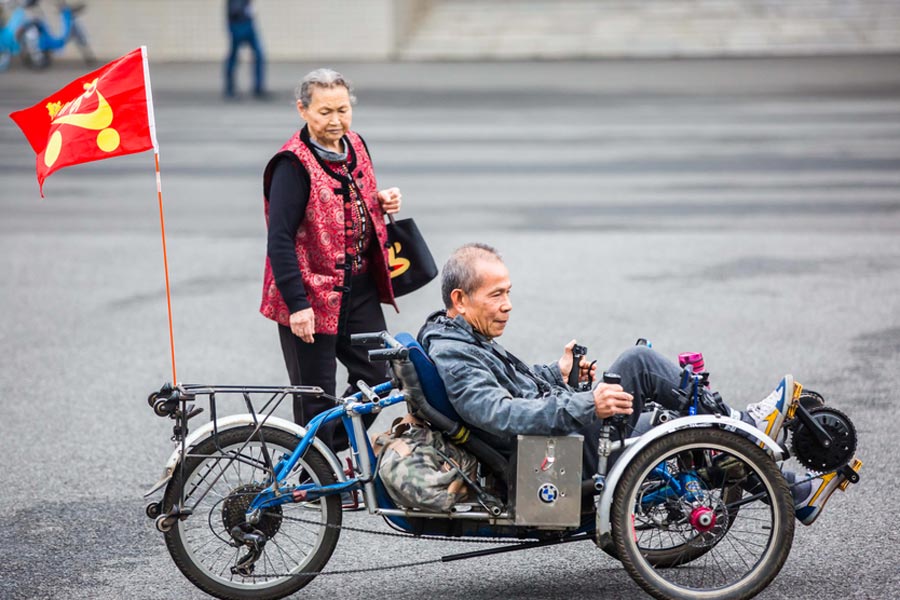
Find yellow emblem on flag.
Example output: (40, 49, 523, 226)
(43, 78, 121, 168)
(46, 101, 63, 119)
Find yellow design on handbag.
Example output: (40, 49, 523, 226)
(388, 241, 411, 278)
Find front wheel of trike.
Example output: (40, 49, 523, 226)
(611, 428, 794, 600)
(162, 425, 342, 600)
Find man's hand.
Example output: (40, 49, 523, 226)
(592, 383, 634, 420)
(558, 339, 597, 384)
(377, 187, 402, 214)
(289, 308, 315, 343)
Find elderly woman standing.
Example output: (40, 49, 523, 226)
(260, 68, 401, 451)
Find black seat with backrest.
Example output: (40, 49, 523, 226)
(391, 332, 508, 483)
(393, 333, 461, 421)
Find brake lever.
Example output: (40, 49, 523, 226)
(568, 343, 587, 388)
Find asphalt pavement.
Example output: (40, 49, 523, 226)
(1, 55, 899, 599)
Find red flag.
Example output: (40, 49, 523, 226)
(9, 46, 157, 196)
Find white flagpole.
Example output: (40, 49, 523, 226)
(141, 45, 177, 384)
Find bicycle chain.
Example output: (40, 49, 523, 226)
(232, 510, 542, 579)
(239, 556, 445, 578)
(271, 510, 526, 544)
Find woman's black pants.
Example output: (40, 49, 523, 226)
(278, 273, 389, 452)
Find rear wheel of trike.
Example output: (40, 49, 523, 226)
(611, 428, 794, 600)
(162, 426, 342, 600)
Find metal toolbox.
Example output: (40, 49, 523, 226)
(513, 434, 583, 528)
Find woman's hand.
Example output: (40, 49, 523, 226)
(377, 187, 402, 214)
(289, 308, 315, 343)
(557, 339, 597, 383)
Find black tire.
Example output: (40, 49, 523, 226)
(162, 426, 342, 600)
(611, 429, 794, 600)
(17, 23, 50, 69)
(798, 389, 825, 411)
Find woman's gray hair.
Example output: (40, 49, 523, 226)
(441, 243, 504, 309)
(295, 68, 356, 108)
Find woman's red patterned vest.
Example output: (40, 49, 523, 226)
(259, 129, 397, 334)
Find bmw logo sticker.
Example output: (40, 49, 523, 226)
(538, 483, 559, 504)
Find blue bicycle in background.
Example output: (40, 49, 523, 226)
(144, 331, 860, 600)
(0, 0, 94, 71)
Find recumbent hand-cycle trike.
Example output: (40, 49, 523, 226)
(144, 331, 860, 600)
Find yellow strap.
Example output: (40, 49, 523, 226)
(451, 426, 470, 444)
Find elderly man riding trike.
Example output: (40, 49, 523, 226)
(145, 243, 861, 600)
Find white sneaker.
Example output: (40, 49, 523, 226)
(744, 375, 797, 444)
(792, 458, 863, 526)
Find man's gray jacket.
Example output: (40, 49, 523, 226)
(418, 311, 597, 445)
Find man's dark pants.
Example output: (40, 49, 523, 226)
(580, 345, 692, 476)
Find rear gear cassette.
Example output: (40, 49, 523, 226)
(790, 407, 857, 473)
(222, 484, 283, 540)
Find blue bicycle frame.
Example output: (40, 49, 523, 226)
(639, 462, 706, 506)
(245, 380, 401, 516)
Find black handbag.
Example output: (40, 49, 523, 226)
(385, 215, 438, 297)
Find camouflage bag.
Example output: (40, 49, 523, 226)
(375, 415, 477, 512)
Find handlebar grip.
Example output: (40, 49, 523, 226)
(367, 348, 409, 361)
(602, 371, 622, 385)
(568, 343, 588, 388)
(350, 332, 386, 346)
(600, 372, 626, 427)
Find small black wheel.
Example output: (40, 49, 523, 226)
(162, 426, 341, 600)
(152, 398, 169, 417)
(611, 428, 794, 600)
(155, 514, 174, 533)
(145, 502, 162, 519)
(791, 407, 857, 473)
(147, 392, 159, 407)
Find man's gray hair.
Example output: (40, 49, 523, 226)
(295, 68, 356, 108)
(441, 243, 504, 309)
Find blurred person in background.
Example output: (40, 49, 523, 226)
(224, 0, 266, 99)
(260, 68, 403, 451)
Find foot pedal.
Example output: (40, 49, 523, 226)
(342, 457, 361, 510)
(342, 490, 361, 511)
(838, 458, 863, 490)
